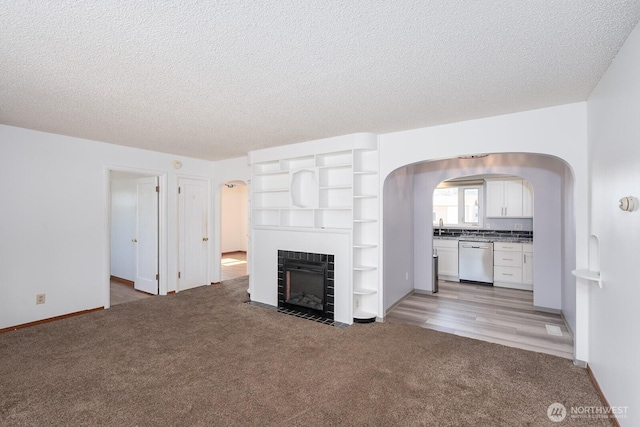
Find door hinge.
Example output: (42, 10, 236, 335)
(156, 273, 159, 280)
(178, 187, 181, 194)
(155, 186, 159, 192)
(178, 272, 181, 279)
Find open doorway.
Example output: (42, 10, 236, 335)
(109, 171, 159, 305)
(382, 153, 577, 359)
(220, 181, 248, 281)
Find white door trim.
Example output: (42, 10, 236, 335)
(104, 165, 168, 309)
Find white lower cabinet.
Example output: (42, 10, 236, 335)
(522, 244, 534, 285)
(433, 239, 459, 281)
(493, 242, 533, 291)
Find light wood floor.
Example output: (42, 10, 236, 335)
(110, 252, 248, 306)
(221, 251, 247, 281)
(386, 280, 574, 359)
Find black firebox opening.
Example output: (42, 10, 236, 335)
(285, 260, 326, 312)
(277, 251, 334, 321)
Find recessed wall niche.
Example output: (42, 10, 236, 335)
(290, 169, 318, 208)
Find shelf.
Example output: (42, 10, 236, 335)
(572, 269, 602, 288)
(353, 287, 377, 295)
(320, 185, 352, 190)
(280, 209, 314, 228)
(354, 265, 377, 271)
(252, 160, 281, 174)
(319, 187, 351, 208)
(253, 170, 289, 177)
(353, 170, 377, 175)
(354, 244, 378, 249)
(353, 309, 377, 323)
(281, 155, 315, 171)
(316, 150, 352, 167)
(317, 206, 351, 210)
(353, 219, 377, 223)
(315, 209, 351, 229)
(253, 188, 289, 193)
(353, 194, 377, 199)
(252, 209, 280, 227)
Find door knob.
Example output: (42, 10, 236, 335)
(132, 238, 138, 243)
(202, 237, 209, 241)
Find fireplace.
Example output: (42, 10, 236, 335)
(277, 250, 334, 321)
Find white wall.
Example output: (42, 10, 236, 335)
(220, 183, 248, 253)
(561, 166, 577, 336)
(587, 20, 640, 423)
(110, 175, 137, 280)
(379, 103, 590, 360)
(0, 125, 214, 329)
(382, 167, 415, 311)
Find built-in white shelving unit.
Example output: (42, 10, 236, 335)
(251, 149, 354, 230)
(351, 144, 379, 323)
(249, 134, 380, 323)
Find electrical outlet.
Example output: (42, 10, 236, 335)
(36, 294, 46, 305)
(355, 298, 360, 309)
(515, 223, 523, 230)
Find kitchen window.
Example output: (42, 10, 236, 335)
(433, 184, 483, 227)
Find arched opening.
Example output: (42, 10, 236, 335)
(220, 180, 249, 281)
(382, 153, 577, 358)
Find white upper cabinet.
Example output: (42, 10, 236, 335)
(485, 178, 533, 218)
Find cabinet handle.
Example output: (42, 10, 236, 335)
(505, 207, 507, 216)
(503, 273, 513, 276)
(524, 254, 527, 263)
(503, 258, 513, 261)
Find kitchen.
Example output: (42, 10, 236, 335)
(383, 157, 575, 358)
(432, 175, 534, 292)
(381, 152, 575, 345)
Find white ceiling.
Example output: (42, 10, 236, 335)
(2, 1, 640, 161)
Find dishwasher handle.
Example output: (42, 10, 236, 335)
(460, 243, 491, 249)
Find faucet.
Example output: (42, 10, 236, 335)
(438, 218, 444, 236)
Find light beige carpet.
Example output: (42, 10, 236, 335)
(0, 276, 609, 426)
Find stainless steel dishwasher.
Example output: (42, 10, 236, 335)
(458, 241, 494, 284)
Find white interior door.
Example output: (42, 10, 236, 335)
(134, 177, 159, 294)
(179, 178, 209, 291)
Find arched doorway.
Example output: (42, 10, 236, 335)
(220, 181, 249, 281)
(382, 153, 577, 358)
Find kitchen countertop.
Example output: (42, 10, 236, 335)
(434, 236, 533, 243)
(433, 231, 533, 243)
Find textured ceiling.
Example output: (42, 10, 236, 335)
(1, 1, 640, 161)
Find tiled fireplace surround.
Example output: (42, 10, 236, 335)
(277, 250, 335, 320)
(250, 229, 352, 324)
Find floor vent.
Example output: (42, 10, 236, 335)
(545, 324, 563, 337)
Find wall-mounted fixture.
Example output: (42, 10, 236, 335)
(172, 160, 183, 169)
(225, 183, 235, 189)
(619, 196, 635, 212)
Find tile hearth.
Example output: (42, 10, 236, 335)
(247, 301, 349, 329)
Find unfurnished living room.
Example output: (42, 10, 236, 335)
(1, 2, 639, 426)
